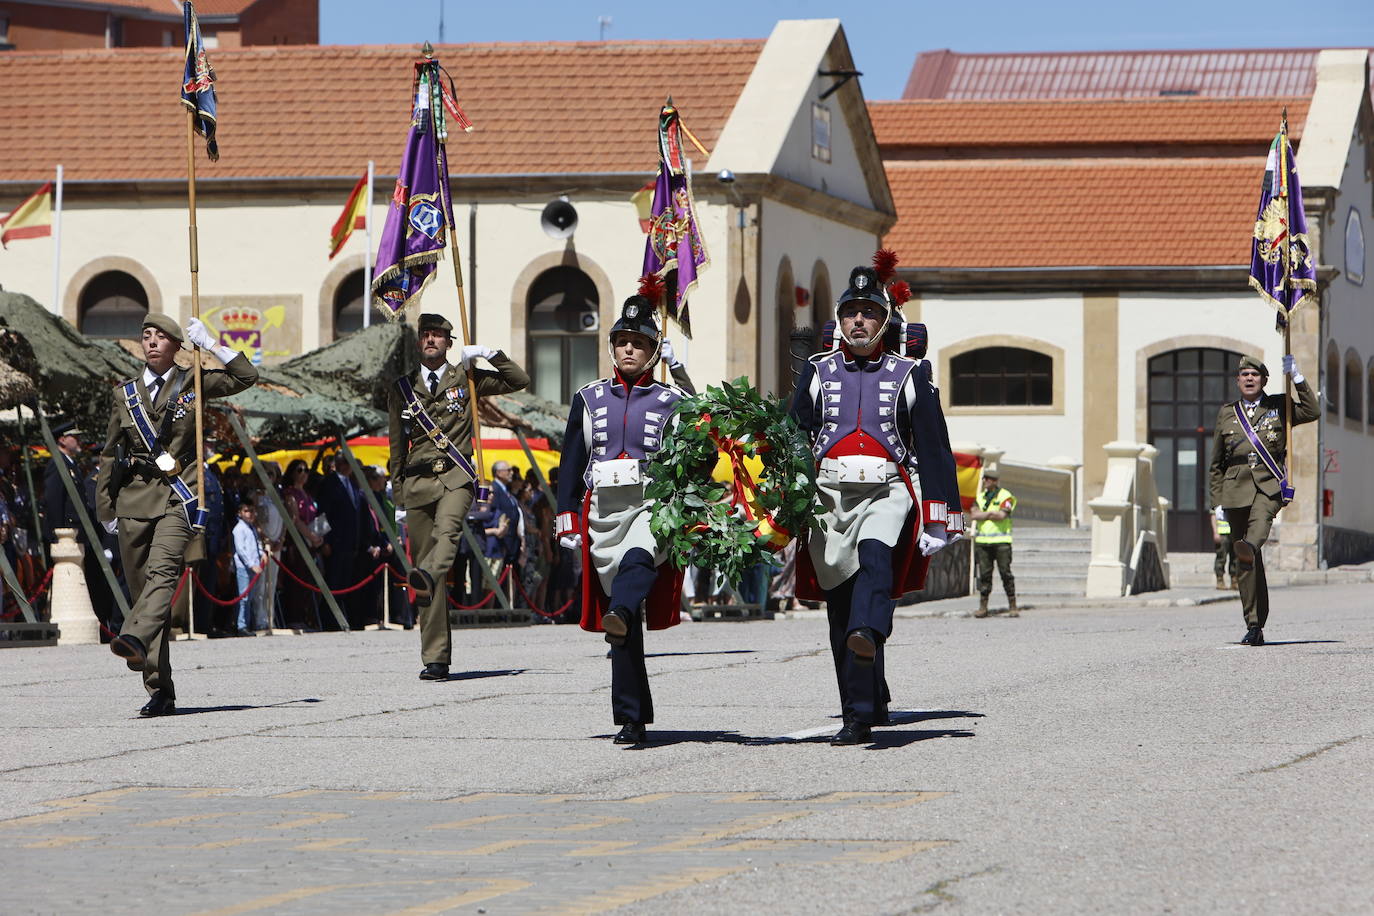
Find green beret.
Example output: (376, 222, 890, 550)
(417, 313, 453, 336)
(1238, 356, 1269, 377)
(142, 312, 184, 343)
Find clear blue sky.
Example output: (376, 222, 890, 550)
(321, 0, 1374, 100)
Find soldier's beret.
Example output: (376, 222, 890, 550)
(142, 312, 184, 343)
(417, 313, 454, 336)
(1238, 356, 1269, 377)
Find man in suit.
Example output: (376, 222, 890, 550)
(1207, 354, 1319, 646)
(315, 452, 387, 629)
(97, 313, 258, 716)
(488, 461, 523, 570)
(388, 313, 529, 681)
(43, 421, 118, 638)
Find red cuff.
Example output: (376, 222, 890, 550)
(556, 512, 582, 537)
(922, 501, 948, 525)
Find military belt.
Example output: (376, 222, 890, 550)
(404, 458, 451, 478)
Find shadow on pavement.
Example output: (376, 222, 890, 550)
(172, 698, 323, 716)
(601, 710, 983, 749)
(645, 650, 757, 659)
(1255, 640, 1343, 646)
(444, 668, 527, 681)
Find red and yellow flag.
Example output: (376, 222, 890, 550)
(1, 182, 53, 248)
(328, 172, 368, 259)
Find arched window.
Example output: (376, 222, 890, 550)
(1326, 340, 1340, 417)
(810, 260, 832, 334)
(78, 270, 148, 338)
(775, 257, 796, 396)
(332, 269, 386, 339)
(527, 265, 600, 404)
(950, 347, 1052, 406)
(1368, 359, 1374, 430)
(1345, 350, 1363, 423)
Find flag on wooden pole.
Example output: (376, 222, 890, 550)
(329, 171, 369, 259)
(1, 182, 53, 248)
(181, 1, 219, 161)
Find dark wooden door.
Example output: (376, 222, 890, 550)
(1147, 347, 1242, 552)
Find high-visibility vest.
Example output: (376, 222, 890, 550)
(975, 487, 1016, 544)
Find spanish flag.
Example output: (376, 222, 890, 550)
(1, 183, 53, 249)
(328, 172, 369, 259)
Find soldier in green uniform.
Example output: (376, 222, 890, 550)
(1207, 355, 1318, 646)
(98, 313, 259, 716)
(388, 314, 529, 681)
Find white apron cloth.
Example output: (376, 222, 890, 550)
(589, 482, 665, 595)
(807, 472, 917, 592)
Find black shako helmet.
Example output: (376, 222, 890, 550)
(607, 294, 663, 371)
(835, 266, 891, 347)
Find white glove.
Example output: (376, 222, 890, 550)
(103, 520, 118, 535)
(559, 533, 582, 550)
(661, 339, 681, 368)
(184, 317, 216, 350)
(460, 344, 496, 366)
(1282, 354, 1304, 385)
(917, 525, 948, 557)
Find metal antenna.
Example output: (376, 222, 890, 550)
(598, 15, 612, 40)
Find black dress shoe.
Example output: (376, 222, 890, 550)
(845, 627, 879, 666)
(1250, 627, 1264, 647)
(110, 634, 147, 670)
(602, 607, 630, 647)
(139, 691, 176, 717)
(233, 628, 257, 638)
(418, 663, 450, 681)
(830, 721, 872, 746)
(1240, 626, 1262, 646)
(408, 568, 435, 600)
(613, 722, 647, 745)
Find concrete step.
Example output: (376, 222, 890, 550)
(1012, 576, 1089, 596)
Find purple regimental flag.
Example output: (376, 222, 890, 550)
(1249, 118, 1316, 326)
(181, 1, 218, 161)
(641, 99, 710, 339)
(372, 59, 457, 320)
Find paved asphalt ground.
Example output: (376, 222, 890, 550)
(2, 581, 1371, 915)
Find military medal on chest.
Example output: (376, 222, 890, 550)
(172, 390, 195, 420)
(444, 385, 466, 412)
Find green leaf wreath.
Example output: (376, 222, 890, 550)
(646, 377, 819, 586)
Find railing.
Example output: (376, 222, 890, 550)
(1085, 442, 1171, 598)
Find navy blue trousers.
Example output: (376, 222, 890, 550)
(608, 547, 658, 725)
(824, 539, 896, 725)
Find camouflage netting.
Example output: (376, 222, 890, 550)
(0, 292, 570, 450)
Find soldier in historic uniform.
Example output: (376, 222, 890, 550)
(556, 291, 687, 746)
(388, 313, 529, 681)
(790, 264, 962, 745)
(1207, 354, 1318, 646)
(98, 313, 258, 716)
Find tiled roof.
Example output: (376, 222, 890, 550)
(0, 40, 763, 182)
(884, 158, 1264, 268)
(869, 97, 1309, 149)
(903, 48, 1344, 99)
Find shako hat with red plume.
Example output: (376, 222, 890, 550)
(608, 274, 666, 368)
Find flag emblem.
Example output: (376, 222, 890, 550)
(408, 199, 444, 240)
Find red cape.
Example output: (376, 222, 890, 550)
(577, 491, 684, 633)
(795, 467, 930, 602)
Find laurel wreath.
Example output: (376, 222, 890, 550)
(646, 377, 819, 587)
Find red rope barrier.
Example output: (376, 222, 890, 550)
(26, 566, 55, 604)
(190, 566, 265, 607)
(446, 567, 510, 610)
(509, 566, 575, 620)
(268, 552, 388, 596)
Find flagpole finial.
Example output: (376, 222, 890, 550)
(421, 41, 434, 59)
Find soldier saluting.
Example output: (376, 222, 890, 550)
(1207, 355, 1317, 646)
(98, 314, 258, 716)
(388, 313, 529, 681)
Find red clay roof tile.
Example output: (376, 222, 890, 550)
(869, 97, 1309, 149)
(884, 158, 1264, 268)
(0, 40, 763, 183)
